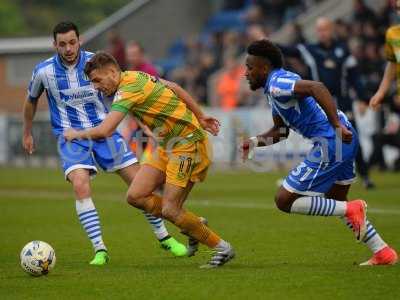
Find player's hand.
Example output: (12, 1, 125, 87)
(64, 128, 79, 141)
(199, 116, 220, 136)
(339, 124, 353, 144)
(369, 94, 384, 111)
(240, 137, 258, 161)
(22, 134, 35, 154)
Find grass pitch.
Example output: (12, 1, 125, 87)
(0, 167, 399, 299)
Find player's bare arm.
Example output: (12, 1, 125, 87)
(241, 115, 289, 161)
(160, 79, 220, 136)
(64, 111, 125, 141)
(22, 100, 38, 154)
(294, 80, 352, 143)
(370, 61, 397, 110)
(256, 115, 289, 146)
(134, 117, 156, 139)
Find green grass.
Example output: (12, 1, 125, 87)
(0, 167, 399, 299)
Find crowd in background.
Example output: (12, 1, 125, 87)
(106, 0, 400, 171)
(108, 0, 323, 108)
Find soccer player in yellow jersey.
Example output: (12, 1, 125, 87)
(64, 52, 235, 268)
(370, 0, 400, 109)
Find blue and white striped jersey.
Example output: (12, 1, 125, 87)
(264, 68, 350, 139)
(27, 50, 108, 135)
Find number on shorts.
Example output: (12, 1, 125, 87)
(292, 162, 313, 182)
(116, 138, 128, 153)
(300, 167, 313, 182)
(292, 162, 306, 176)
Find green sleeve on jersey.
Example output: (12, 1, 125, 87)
(111, 103, 130, 114)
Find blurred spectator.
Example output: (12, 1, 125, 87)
(352, 0, 377, 25)
(360, 42, 386, 100)
(253, 1, 304, 30)
(285, 22, 306, 45)
(107, 31, 127, 70)
(206, 31, 225, 69)
(246, 24, 269, 43)
(126, 41, 159, 76)
(369, 95, 400, 171)
(212, 54, 245, 110)
(185, 35, 204, 66)
(124, 41, 159, 160)
(362, 20, 384, 44)
(194, 52, 219, 104)
(243, 4, 265, 26)
(378, 0, 398, 28)
(169, 51, 217, 105)
(155, 0, 315, 109)
(222, 31, 245, 61)
(348, 37, 363, 61)
(335, 19, 351, 43)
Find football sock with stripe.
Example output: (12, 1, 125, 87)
(142, 194, 163, 217)
(76, 198, 107, 253)
(174, 211, 221, 248)
(343, 218, 387, 253)
(142, 211, 169, 240)
(290, 196, 387, 253)
(142, 195, 223, 248)
(290, 196, 346, 216)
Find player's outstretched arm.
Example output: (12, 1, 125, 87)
(369, 62, 396, 110)
(294, 80, 352, 143)
(160, 79, 220, 136)
(64, 111, 125, 141)
(256, 115, 289, 146)
(241, 115, 289, 161)
(22, 100, 38, 154)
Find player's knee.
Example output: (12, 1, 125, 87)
(126, 191, 146, 209)
(71, 176, 90, 198)
(274, 193, 291, 213)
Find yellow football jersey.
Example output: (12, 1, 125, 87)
(111, 71, 205, 147)
(385, 25, 400, 94)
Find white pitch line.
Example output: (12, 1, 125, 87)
(1, 189, 400, 215)
(188, 200, 400, 216)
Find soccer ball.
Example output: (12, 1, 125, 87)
(20, 241, 56, 276)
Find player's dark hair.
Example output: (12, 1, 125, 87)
(247, 39, 284, 68)
(53, 21, 79, 41)
(84, 51, 120, 76)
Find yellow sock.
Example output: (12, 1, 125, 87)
(175, 211, 221, 248)
(142, 194, 163, 217)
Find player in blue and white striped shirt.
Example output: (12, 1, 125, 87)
(241, 39, 397, 266)
(22, 21, 187, 265)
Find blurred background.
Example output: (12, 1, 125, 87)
(0, 0, 398, 174)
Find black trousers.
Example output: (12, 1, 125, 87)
(369, 131, 400, 169)
(350, 119, 370, 178)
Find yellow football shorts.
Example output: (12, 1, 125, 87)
(143, 138, 211, 187)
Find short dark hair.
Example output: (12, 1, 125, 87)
(84, 51, 120, 77)
(247, 39, 284, 68)
(53, 21, 79, 41)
